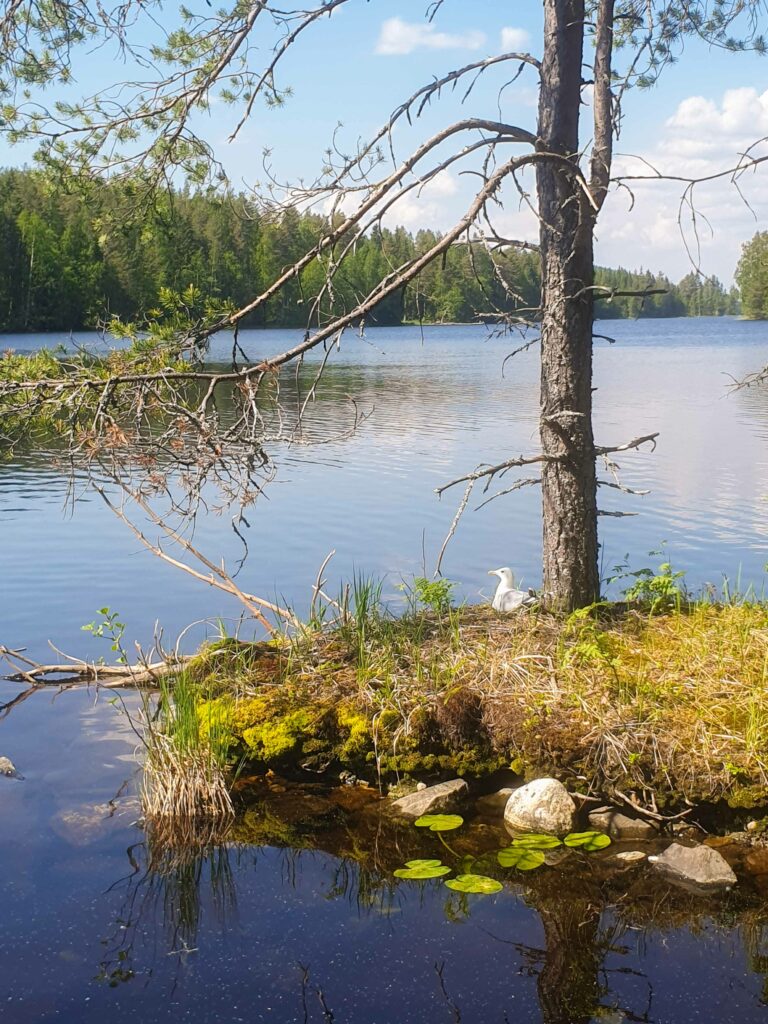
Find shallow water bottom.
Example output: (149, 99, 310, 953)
(2, 684, 768, 1024)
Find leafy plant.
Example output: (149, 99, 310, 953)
(394, 859, 451, 880)
(495, 831, 610, 866)
(444, 874, 503, 894)
(497, 847, 546, 871)
(624, 562, 686, 612)
(511, 833, 563, 849)
(414, 813, 464, 832)
(563, 830, 611, 850)
(561, 603, 616, 669)
(609, 549, 687, 612)
(412, 576, 456, 615)
(82, 606, 127, 663)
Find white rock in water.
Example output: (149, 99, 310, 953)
(649, 843, 737, 891)
(503, 778, 576, 836)
(390, 779, 468, 819)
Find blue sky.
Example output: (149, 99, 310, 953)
(8, 0, 768, 282)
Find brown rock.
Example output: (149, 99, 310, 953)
(588, 807, 657, 841)
(745, 847, 768, 875)
(390, 778, 469, 819)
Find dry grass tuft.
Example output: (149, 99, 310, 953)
(140, 673, 234, 845)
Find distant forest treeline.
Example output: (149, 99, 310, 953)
(0, 169, 740, 333)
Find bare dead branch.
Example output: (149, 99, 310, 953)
(0, 644, 186, 688)
(93, 480, 298, 631)
(474, 477, 542, 511)
(595, 433, 659, 456)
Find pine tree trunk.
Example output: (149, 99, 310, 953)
(536, 0, 599, 610)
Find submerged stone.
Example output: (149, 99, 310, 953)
(588, 807, 658, 841)
(744, 847, 768, 876)
(0, 756, 20, 779)
(503, 778, 575, 836)
(649, 843, 737, 891)
(390, 778, 468, 819)
(476, 787, 515, 814)
(603, 850, 647, 869)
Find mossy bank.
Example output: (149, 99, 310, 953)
(176, 597, 768, 814)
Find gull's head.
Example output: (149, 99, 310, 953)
(488, 567, 515, 587)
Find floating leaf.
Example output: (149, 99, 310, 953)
(563, 830, 611, 851)
(394, 862, 452, 880)
(413, 814, 464, 832)
(444, 873, 503, 894)
(404, 859, 443, 869)
(497, 847, 546, 871)
(511, 833, 562, 850)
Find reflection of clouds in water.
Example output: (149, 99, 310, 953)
(3, 321, 768, 657)
(595, 337, 768, 559)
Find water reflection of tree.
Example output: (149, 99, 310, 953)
(288, 837, 655, 1023)
(477, 884, 653, 1024)
(94, 794, 767, 1022)
(535, 891, 603, 1024)
(97, 837, 238, 990)
(739, 916, 768, 1007)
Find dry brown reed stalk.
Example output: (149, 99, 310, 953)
(139, 674, 235, 851)
(141, 737, 234, 828)
(143, 799, 234, 873)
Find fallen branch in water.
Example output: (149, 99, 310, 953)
(0, 645, 188, 688)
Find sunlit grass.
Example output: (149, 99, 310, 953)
(179, 584, 768, 805)
(140, 672, 234, 846)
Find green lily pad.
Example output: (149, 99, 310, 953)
(404, 859, 443, 869)
(444, 873, 503, 894)
(413, 814, 464, 832)
(497, 847, 546, 870)
(511, 833, 563, 849)
(394, 862, 452, 879)
(563, 830, 611, 851)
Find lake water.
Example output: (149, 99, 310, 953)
(2, 685, 768, 1023)
(3, 318, 768, 661)
(3, 318, 768, 1023)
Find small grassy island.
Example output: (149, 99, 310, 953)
(141, 580, 768, 828)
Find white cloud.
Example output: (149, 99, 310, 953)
(381, 171, 460, 229)
(500, 27, 531, 51)
(375, 18, 485, 56)
(665, 87, 768, 138)
(595, 88, 768, 280)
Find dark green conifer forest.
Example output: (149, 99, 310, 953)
(736, 232, 768, 319)
(0, 169, 741, 332)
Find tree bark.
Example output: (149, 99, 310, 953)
(536, 0, 600, 610)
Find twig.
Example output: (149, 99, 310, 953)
(0, 644, 186, 688)
(612, 788, 693, 824)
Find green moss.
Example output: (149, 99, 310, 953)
(726, 784, 768, 810)
(336, 704, 371, 761)
(196, 696, 237, 750)
(243, 709, 313, 761)
(373, 746, 506, 778)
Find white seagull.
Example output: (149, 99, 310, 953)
(488, 568, 538, 612)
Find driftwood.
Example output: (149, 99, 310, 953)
(0, 645, 187, 689)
